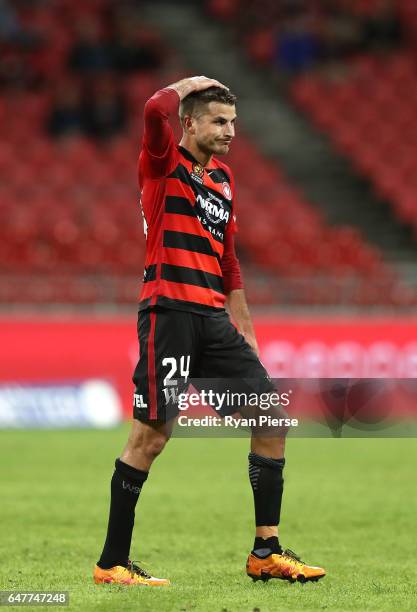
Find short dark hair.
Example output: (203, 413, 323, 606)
(179, 86, 237, 122)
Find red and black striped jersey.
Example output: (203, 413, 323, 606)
(138, 88, 242, 316)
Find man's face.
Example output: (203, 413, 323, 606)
(189, 102, 236, 156)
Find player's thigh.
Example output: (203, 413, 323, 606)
(199, 313, 277, 416)
(132, 307, 200, 422)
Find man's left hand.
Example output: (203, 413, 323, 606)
(243, 332, 260, 357)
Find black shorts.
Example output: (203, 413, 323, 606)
(132, 306, 274, 422)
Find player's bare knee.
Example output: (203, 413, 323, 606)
(252, 421, 289, 440)
(239, 399, 290, 439)
(125, 419, 170, 455)
(143, 434, 168, 459)
(251, 435, 286, 459)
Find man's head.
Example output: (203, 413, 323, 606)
(179, 86, 237, 157)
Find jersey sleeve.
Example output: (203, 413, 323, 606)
(221, 170, 243, 293)
(139, 87, 180, 181)
(228, 170, 238, 234)
(221, 224, 243, 294)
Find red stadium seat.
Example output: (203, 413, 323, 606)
(0, 1, 408, 306)
(291, 47, 417, 239)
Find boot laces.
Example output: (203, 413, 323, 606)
(127, 560, 152, 579)
(282, 549, 305, 565)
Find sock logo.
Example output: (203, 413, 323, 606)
(122, 480, 142, 495)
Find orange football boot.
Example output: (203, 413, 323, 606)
(94, 560, 170, 586)
(247, 548, 326, 583)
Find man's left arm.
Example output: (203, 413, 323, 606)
(227, 289, 259, 357)
(221, 226, 260, 356)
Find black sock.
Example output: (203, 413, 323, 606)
(252, 535, 282, 558)
(248, 451, 285, 531)
(97, 458, 148, 569)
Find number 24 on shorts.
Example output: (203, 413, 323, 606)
(162, 355, 190, 386)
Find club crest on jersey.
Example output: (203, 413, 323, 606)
(222, 181, 232, 200)
(191, 162, 204, 184)
(193, 162, 204, 177)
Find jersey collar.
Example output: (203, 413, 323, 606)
(178, 145, 216, 170)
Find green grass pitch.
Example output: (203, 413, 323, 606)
(1, 426, 417, 611)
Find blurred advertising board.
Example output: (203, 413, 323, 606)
(0, 317, 417, 427)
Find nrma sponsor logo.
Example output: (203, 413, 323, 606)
(196, 194, 229, 224)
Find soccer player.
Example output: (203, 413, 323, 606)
(93, 76, 326, 586)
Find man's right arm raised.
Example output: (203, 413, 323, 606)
(141, 76, 226, 179)
(141, 88, 179, 179)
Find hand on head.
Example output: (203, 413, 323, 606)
(168, 76, 227, 100)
